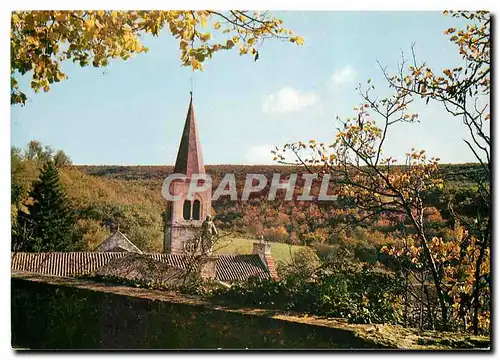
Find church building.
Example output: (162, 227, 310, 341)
(11, 94, 278, 283)
(164, 93, 212, 255)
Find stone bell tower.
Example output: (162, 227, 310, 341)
(164, 93, 212, 254)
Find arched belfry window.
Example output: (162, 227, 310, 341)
(193, 199, 201, 220)
(183, 200, 191, 220)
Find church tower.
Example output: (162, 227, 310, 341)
(164, 94, 212, 254)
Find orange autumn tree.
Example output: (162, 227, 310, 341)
(381, 227, 490, 333)
(11, 10, 303, 105)
(381, 10, 490, 335)
(274, 80, 452, 328)
(275, 10, 490, 333)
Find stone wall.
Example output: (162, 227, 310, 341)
(11, 275, 377, 350)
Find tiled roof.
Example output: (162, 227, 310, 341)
(11, 252, 124, 278)
(215, 254, 271, 282)
(11, 252, 270, 282)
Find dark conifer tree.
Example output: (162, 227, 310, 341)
(16, 161, 76, 252)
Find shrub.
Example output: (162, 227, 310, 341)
(354, 242, 378, 264)
(212, 265, 404, 325)
(277, 247, 321, 279)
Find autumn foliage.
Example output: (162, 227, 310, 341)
(11, 10, 302, 105)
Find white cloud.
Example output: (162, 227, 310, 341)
(262, 87, 318, 114)
(330, 65, 357, 85)
(245, 144, 277, 165)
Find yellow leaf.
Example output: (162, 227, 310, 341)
(55, 13, 66, 22)
(200, 33, 211, 42)
(214, 21, 221, 30)
(84, 18, 95, 28)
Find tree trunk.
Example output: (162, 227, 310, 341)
(423, 281, 436, 330)
(419, 277, 424, 330)
(471, 220, 490, 334)
(408, 207, 449, 329)
(404, 271, 409, 328)
(418, 229, 448, 327)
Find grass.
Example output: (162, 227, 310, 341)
(214, 236, 304, 265)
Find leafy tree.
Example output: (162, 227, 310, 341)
(11, 145, 41, 241)
(277, 85, 450, 327)
(11, 10, 302, 105)
(11, 141, 73, 216)
(25, 140, 53, 163)
(11, 147, 25, 242)
(11, 146, 25, 206)
(382, 11, 490, 335)
(277, 246, 321, 279)
(301, 227, 328, 246)
(274, 11, 490, 333)
(14, 161, 77, 252)
(381, 226, 490, 333)
(53, 150, 72, 167)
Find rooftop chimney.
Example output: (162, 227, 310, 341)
(253, 242, 277, 279)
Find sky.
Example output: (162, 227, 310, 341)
(10, 11, 484, 166)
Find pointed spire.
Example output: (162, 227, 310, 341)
(173, 93, 205, 178)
